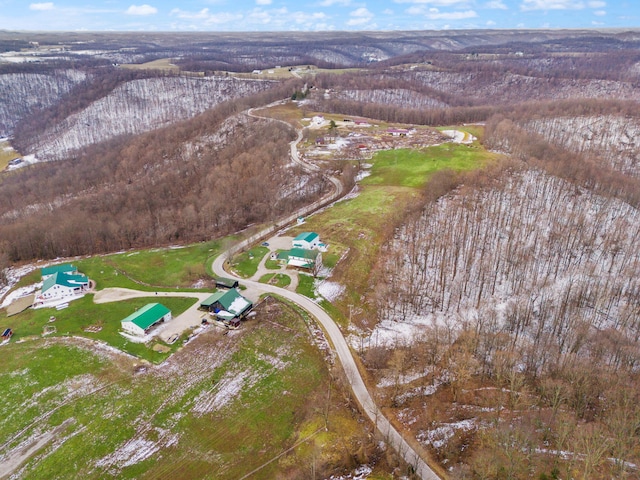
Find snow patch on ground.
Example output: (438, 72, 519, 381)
(316, 280, 345, 302)
(417, 419, 477, 449)
(1, 282, 40, 308)
(191, 368, 262, 416)
(442, 129, 476, 144)
(328, 464, 373, 480)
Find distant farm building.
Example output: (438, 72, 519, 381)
(34, 271, 89, 305)
(387, 128, 411, 137)
(292, 232, 320, 250)
(200, 290, 253, 327)
(1, 328, 13, 341)
(121, 303, 172, 337)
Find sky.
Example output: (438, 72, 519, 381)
(0, 0, 638, 32)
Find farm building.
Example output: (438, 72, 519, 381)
(200, 290, 253, 326)
(34, 271, 89, 304)
(41, 264, 78, 279)
(278, 248, 322, 270)
(1, 328, 12, 341)
(121, 303, 172, 337)
(292, 232, 320, 250)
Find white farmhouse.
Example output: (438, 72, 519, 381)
(34, 271, 89, 305)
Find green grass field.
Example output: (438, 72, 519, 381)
(2, 295, 196, 362)
(258, 273, 292, 287)
(361, 144, 494, 189)
(0, 298, 378, 479)
(230, 246, 268, 278)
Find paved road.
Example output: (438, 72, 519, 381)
(211, 259, 439, 479)
(223, 103, 440, 479)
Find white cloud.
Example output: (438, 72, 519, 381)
(520, 0, 586, 11)
(426, 8, 477, 19)
(170, 8, 211, 19)
(351, 7, 373, 17)
(256, 0, 272, 5)
(588, 1, 606, 7)
(486, 19, 496, 24)
(485, 0, 508, 9)
(347, 8, 374, 25)
(410, 6, 477, 19)
(394, 0, 471, 5)
(319, 0, 351, 5)
(125, 4, 157, 15)
(383, 8, 394, 14)
(29, 2, 54, 10)
(593, 9, 606, 15)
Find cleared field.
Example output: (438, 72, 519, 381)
(0, 298, 382, 479)
(0, 140, 20, 171)
(119, 58, 180, 72)
(361, 144, 495, 189)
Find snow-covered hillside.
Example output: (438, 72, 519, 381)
(335, 88, 448, 109)
(521, 115, 640, 177)
(0, 70, 87, 137)
(372, 169, 640, 372)
(408, 71, 640, 104)
(25, 76, 275, 161)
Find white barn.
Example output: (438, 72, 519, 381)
(121, 303, 172, 337)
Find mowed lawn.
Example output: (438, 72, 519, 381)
(0, 299, 374, 479)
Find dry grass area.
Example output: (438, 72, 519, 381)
(0, 140, 20, 171)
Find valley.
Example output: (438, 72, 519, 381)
(1, 29, 639, 479)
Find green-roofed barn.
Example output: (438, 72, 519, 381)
(292, 232, 320, 250)
(200, 289, 253, 327)
(121, 303, 172, 337)
(41, 264, 77, 279)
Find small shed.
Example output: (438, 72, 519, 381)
(121, 303, 172, 337)
(292, 232, 320, 250)
(214, 277, 239, 289)
(1, 328, 12, 340)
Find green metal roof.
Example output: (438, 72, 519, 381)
(121, 303, 171, 330)
(42, 272, 89, 293)
(201, 290, 252, 316)
(214, 277, 238, 288)
(288, 248, 319, 261)
(293, 232, 319, 243)
(200, 292, 225, 308)
(41, 264, 77, 277)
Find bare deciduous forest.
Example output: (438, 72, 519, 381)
(1, 29, 640, 479)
